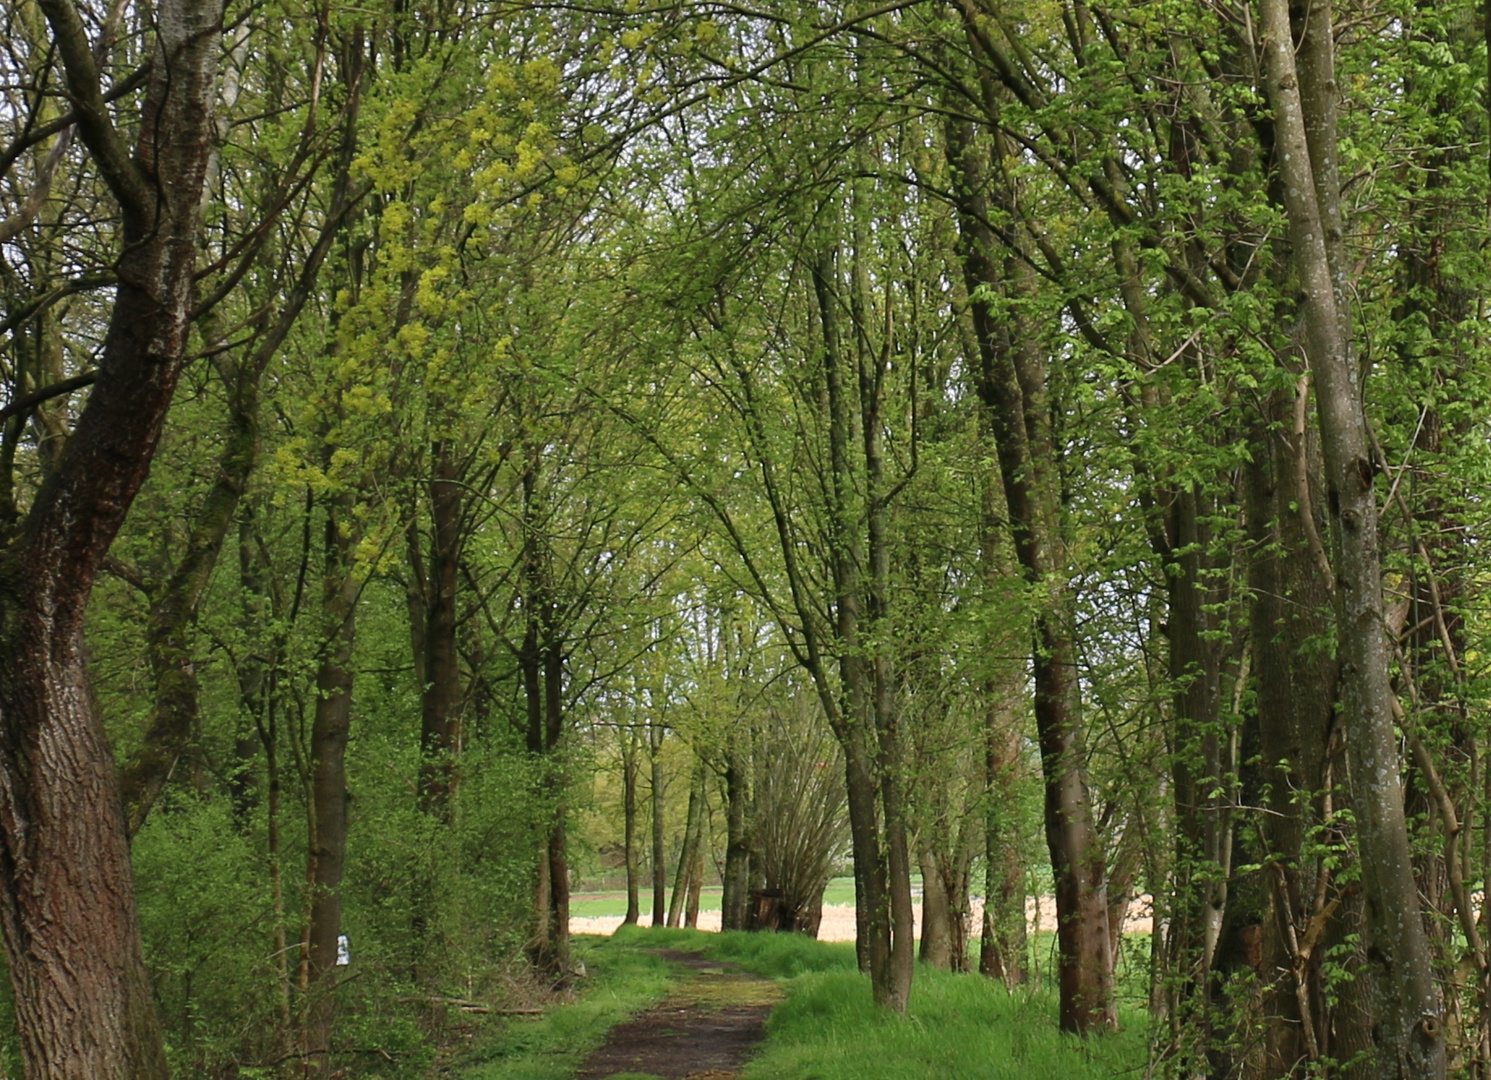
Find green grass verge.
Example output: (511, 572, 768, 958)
(615, 927, 1148, 1080)
(743, 965, 1148, 1080)
(458, 936, 674, 1080)
(462, 926, 1148, 1080)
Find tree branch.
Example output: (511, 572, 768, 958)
(0, 370, 98, 426)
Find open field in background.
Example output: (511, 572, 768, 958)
(569, 877, 857, 918)
(570, 878, 1156, 943)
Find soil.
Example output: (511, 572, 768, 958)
(572, 949, 782, 1080)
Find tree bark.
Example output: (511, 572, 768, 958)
(302, 494, 357, 1069)
(945, 114, 1114, 1034)
(919, 843, 952, 970)
(650, 718, 667, 928)
(418, 438, 462, 820)
(721, 735, 752, 931)
(1260, 1, 1444, 1072)
(669, 759, 706, 928)
(0, 0, 222, 1071)
(622, 725, 641, 926)
(542, 637, 569, 970)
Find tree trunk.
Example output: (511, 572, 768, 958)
(946, 114, 1114, 1034)
(919, 843, 952, 970)
(303, 495, 357, 1069)
(650, 719, 667, 928)
(419, 438, 462, 820)
(622, 726, 641, 926)
(543, 638, 569, 970)
(0, 0, 223, 1071)
(669, 760, 706, 928)
(1260, 2, 1444, 1073)
(686, 834, 704, 930)
(118, 361, 260, 838)
(721, 737, 752, 931)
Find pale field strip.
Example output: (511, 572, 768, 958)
(570, 895, 1155, 942)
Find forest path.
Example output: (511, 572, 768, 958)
(572, 949, 783, 1080)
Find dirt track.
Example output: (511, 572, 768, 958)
(573, 949, 781, 1080)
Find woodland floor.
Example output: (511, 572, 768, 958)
(571, 949, 783, 1080)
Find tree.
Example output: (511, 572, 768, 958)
(1259, 0, 1443, 1072)
(0, 0, 226, 1070)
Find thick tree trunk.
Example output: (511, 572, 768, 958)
(0, 0, 222, 1072)
(974, 393, 1028, 987)
(1247, 381, 1341, 1077)
(979, 735, 1029, 987)
(721, 739, 752, 931)
(919, 843, 952, 970)
(1260, 2, 1444, 1073)
(1157, 484, 1230, 1051)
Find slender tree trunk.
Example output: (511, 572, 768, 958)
(622, 727, 641, 926)
(419, 438, 462, 820)
(686, 833, 704, 930)
(669, 760, 705, 928)
(543, 638, 570, 970)
(521, 619, 552, 965)
(650, 720, 667, 927)
(946, 115, 1114, 1034)
(302, 488, 357, 1071)
(119, 362, 260, 837)
(1261, 2, 1444, 1073)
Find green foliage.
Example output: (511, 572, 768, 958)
(133, 798, 284, 1075)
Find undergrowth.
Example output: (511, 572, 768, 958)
(458, 936, 673, 1079)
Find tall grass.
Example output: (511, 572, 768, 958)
(745, 965, 1148, 1080)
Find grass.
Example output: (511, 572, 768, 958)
(458, 937, 675, 1080)
(656, 927, 1149, 1080)
(743, 965, 1149, 1080)
(463, 926, 1149, 1080)
(629, 925, 857, 980)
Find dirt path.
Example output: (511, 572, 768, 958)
(573, 950, 782, 1080)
